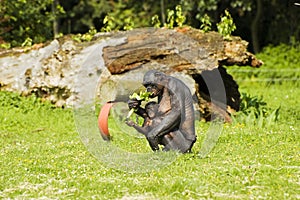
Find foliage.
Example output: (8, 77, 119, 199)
(217, 10, 236, 39)
(232, 93, 280, 128)
(71, 27, 97, 42)
(239, 93, 268, 117)
(257, 42, 300, 70)
(101, 12, 135, 32)
(60, 0, 111, 33)
(151, 15, 161, 28)
(21, 37, 33, 47)
(175, 5, 186, 28)
(1, 0, 300, 49)
(199, 14, 212, 32)
(227, 43, 300, 85)
(126, 90, 152, 120)
(165, 9, 175, 29)
(0, 0, 65, 47)
(0, 91, 56, 114)
(151, 5, 186, 29)
(101, 1, 148, 32)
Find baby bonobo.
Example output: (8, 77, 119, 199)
(126, 101, 189, 152)
(126, 101, 161, 151)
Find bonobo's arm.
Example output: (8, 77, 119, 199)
(126, 120, 148, 136)
(128, 99, 147, 118)
(147, 89, 181, 139)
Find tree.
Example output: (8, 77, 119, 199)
(0, 0, 65, 47)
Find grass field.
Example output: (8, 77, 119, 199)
(1, 44, 299, 199)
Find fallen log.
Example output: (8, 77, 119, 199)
(0, 27, 262, 121)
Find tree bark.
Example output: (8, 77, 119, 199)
(251, 0, 263, 53)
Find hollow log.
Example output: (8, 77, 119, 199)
(0, 27, 262, 121)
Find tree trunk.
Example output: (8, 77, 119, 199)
(251, 0, 263, 53)
(52, 0, 59, 38)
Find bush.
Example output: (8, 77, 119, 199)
(232, 93, 280, 128)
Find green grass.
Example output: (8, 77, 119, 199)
(1, 84, 299, 199)
(1, 44, 300, 199)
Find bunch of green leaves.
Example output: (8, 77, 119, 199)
(152, 4, 187, 29)
(165, 9, 175, 29)
(72, 27, 97, 42)
(199, 14, 212, 32)
(101, 1, 143, 32)
(151, 15, 161, 28)
(175, 5, 186, 27)
(217, 10, 236, 39)
(239, 92, 268, 117)
(129, 90, 151, 102)
(126, 90, 151, 119)
(102, 13, 135, 32)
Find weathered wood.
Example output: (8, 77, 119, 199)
(0, 27, 262, 121)
(101, 28, 261, 121)
(102, 28, 262, 75)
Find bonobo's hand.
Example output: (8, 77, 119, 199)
(125, 120, 135, 127)
(128, 98, 141, 109)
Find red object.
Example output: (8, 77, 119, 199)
(98, 102, 114, 141)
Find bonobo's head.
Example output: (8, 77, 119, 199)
(145, 102, 158, 119)
(143, 70, 167, 98)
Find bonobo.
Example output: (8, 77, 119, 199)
(126, 101, 161, 151)
(128, 70, 197, 153)
(126, 101, 192, 152)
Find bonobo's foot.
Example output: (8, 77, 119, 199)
(147, 137, 160, 151)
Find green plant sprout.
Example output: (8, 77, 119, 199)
(199, 14, 212, 32)
(102, 15, 115, 32)
(151, 15, 161, 28)
(217, 10, 236, 40)
(175, 5, 186, 27)
(126, 90, 152, 119)
(165, 9, 175, 29)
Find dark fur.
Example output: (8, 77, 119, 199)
(128, 70, 197, 153)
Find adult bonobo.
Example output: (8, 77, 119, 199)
(128, 70, 197, 153)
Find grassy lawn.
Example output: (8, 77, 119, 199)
(1, 45, 299, 199)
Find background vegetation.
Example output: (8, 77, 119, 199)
(0, 42, 299, 199)
(1, 0, 300, 52)
(0, 0, 299, 199)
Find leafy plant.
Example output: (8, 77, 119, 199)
(21, 37, 33, 47)
(126, 90, 151, 119)
(165, 9, 175, 29)
(123, 17, 135, 31)
(72, 27, 97, 42)
(217, 10, 236, 39)
(175, 5, 186, 27)
(239, 93, 267, 117)
(199, 14, 212, 32)
(162, 5, 187, 29)
(0, 0, 65, 47)
(232, 92, 280, 127)
(101, 15, 115, 32)
(101, 1, 141, 32)
(151, 15, 161, 28)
